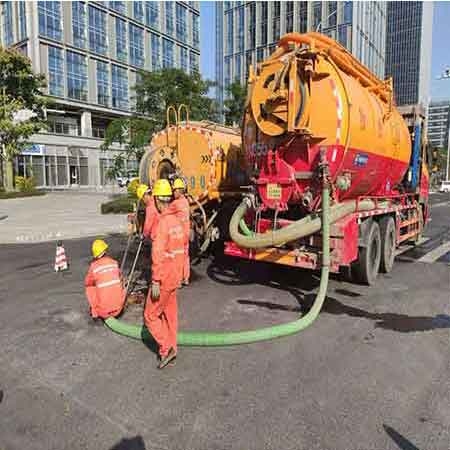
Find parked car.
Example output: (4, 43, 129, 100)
(439, 180, 450, 193)
(116, 172, 137, 187)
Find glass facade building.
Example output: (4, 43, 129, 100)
(216, 1, 387, 119)
(0, 1, 201, 188)
(385, 2, 433, 108)
(428, 101, 450, 150)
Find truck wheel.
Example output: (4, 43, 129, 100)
(352, 221, 381, 285)
(379, 216, 396, 273)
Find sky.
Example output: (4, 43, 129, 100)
(200, 1, 450, 101)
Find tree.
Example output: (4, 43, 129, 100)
(101, 68, 218, 167)
(0, 48, 47, 190)
(223, 81, 246, 127)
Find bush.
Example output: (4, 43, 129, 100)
(101, 195, 136, 214)
(0, 190, 45, 199)
(15, 176, 36, 192)
(127, 177, 140, 198)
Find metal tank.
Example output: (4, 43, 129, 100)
(139, 106, 246, 252)
(243, 32, 412, 211)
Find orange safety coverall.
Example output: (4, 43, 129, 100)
(144, 209, 184, 357)
(142, 196, 160, 241)
(170, 195, 190, 281)
(84, 256, 125, 319)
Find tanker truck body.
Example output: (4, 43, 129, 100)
(139, 110, 246, 253)
(226, 33, 429, 285)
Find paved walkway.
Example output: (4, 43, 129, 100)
(0, 192, 128, 243)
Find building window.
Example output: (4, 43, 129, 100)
(162, 38, 174, 68)
(224, 56, 231, 89)
(237, 7, 244, 53)
(256, 47, 265, 62)
(165, 2, 174, 37)
(109, 1, 126, 14)
(151, 33, 161, 69)
(192, 13, 199, 49)
(145, 1, 159, 29)
(96, 61, 109, 106)
(286, 2, 294, 33)
(88, 5, 107, 55)
(272, 2, 281, 42)
(247, 3, 256, 49)
(115, 17, 127, 62)
(72, 2, 87, 49)
(189, 51, 199, 75)
(2, 2, 13, 46)
(48, 120, 79, 136)
(48, 46, 64, 97)
(112, 65, 128, 110)
(328, 2, 337, 28)
(38, 1, 62, 41)
(226, 11, 233, 55)
(245, 51, 252, 81)
(313, 2, 322, 31)
(344, 1, 352, 24)
(298, 2, 308, 33)
(260, 3, 268, 46)
(133, 1, 144, 23)
(18, 1, 27, 41)
(129, 24, 144, 68)
(66, 50, 87, 101)
(234, 54, 242, 81)
(180, 47, 188, 73)
(176, 4, 187, 42)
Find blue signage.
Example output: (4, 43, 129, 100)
(22, 144, 44, 156)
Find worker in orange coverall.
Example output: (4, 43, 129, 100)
(171, 178, 191, 286)
(144, 179, 184, 368)
(85, 239, 125, 319)
(136, 184, 160, 241)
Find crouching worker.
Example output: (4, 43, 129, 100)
(171, 178, 190, 286)
(136, 183, 159, 241)
(85, 239, 125, 319)
(144, 179, 184, 369)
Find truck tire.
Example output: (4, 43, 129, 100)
(379, 216, 396, 273)
(352, 221, 381, 285)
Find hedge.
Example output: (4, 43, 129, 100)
(101, 195, 136, 214)
(0, 190, 46, 200)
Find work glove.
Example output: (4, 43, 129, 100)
(151, 281, 160, 300)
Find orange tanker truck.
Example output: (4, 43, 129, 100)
(226, 32, 430, 285)
(139, 106, 246, 253)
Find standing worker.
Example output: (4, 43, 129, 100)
(144, 179, 184, 368)
(171, 178, 190, 286)
(136, 184, 160, 241)
(85, 239, 125, 319)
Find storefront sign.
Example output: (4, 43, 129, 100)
(22, 144, 44, 156)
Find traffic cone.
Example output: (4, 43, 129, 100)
(54, 241, 68, 272)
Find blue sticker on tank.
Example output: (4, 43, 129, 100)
(353, 153, 369, 167)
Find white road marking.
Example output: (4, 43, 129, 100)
(431, 201, 450, 208)
(395, 237, 430, 256)
(418, 241, 450, 263)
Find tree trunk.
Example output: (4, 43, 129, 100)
(5, 158, 14, 191)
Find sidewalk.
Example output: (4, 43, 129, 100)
(0, 192, 128, 244)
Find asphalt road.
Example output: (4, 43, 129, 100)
(0, 193, 449, 450)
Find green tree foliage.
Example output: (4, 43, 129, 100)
(0, 48, 47, 190)
(224, 81, 246, 127)
(101, 68, 218, 174)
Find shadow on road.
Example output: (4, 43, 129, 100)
(383, 424, 421, 450)
(322, 298, 450, 333)
(109, 436, 146, 450)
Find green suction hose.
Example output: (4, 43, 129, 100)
(104, 180, 332, 346)
(239, 218, 254, 236)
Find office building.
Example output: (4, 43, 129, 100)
(216, 1, 387, 114)
(385, 1, 433, 108)
(427, 100, 450, 149)
(0, 1, 200, 188)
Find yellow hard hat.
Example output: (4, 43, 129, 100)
(92, 239, 108, 258)
(153, 179, 172, 197)
(136, 184, 149, 200)
(173, 178, 186, 190)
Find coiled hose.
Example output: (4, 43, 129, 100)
(105, 183, 339, 346)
